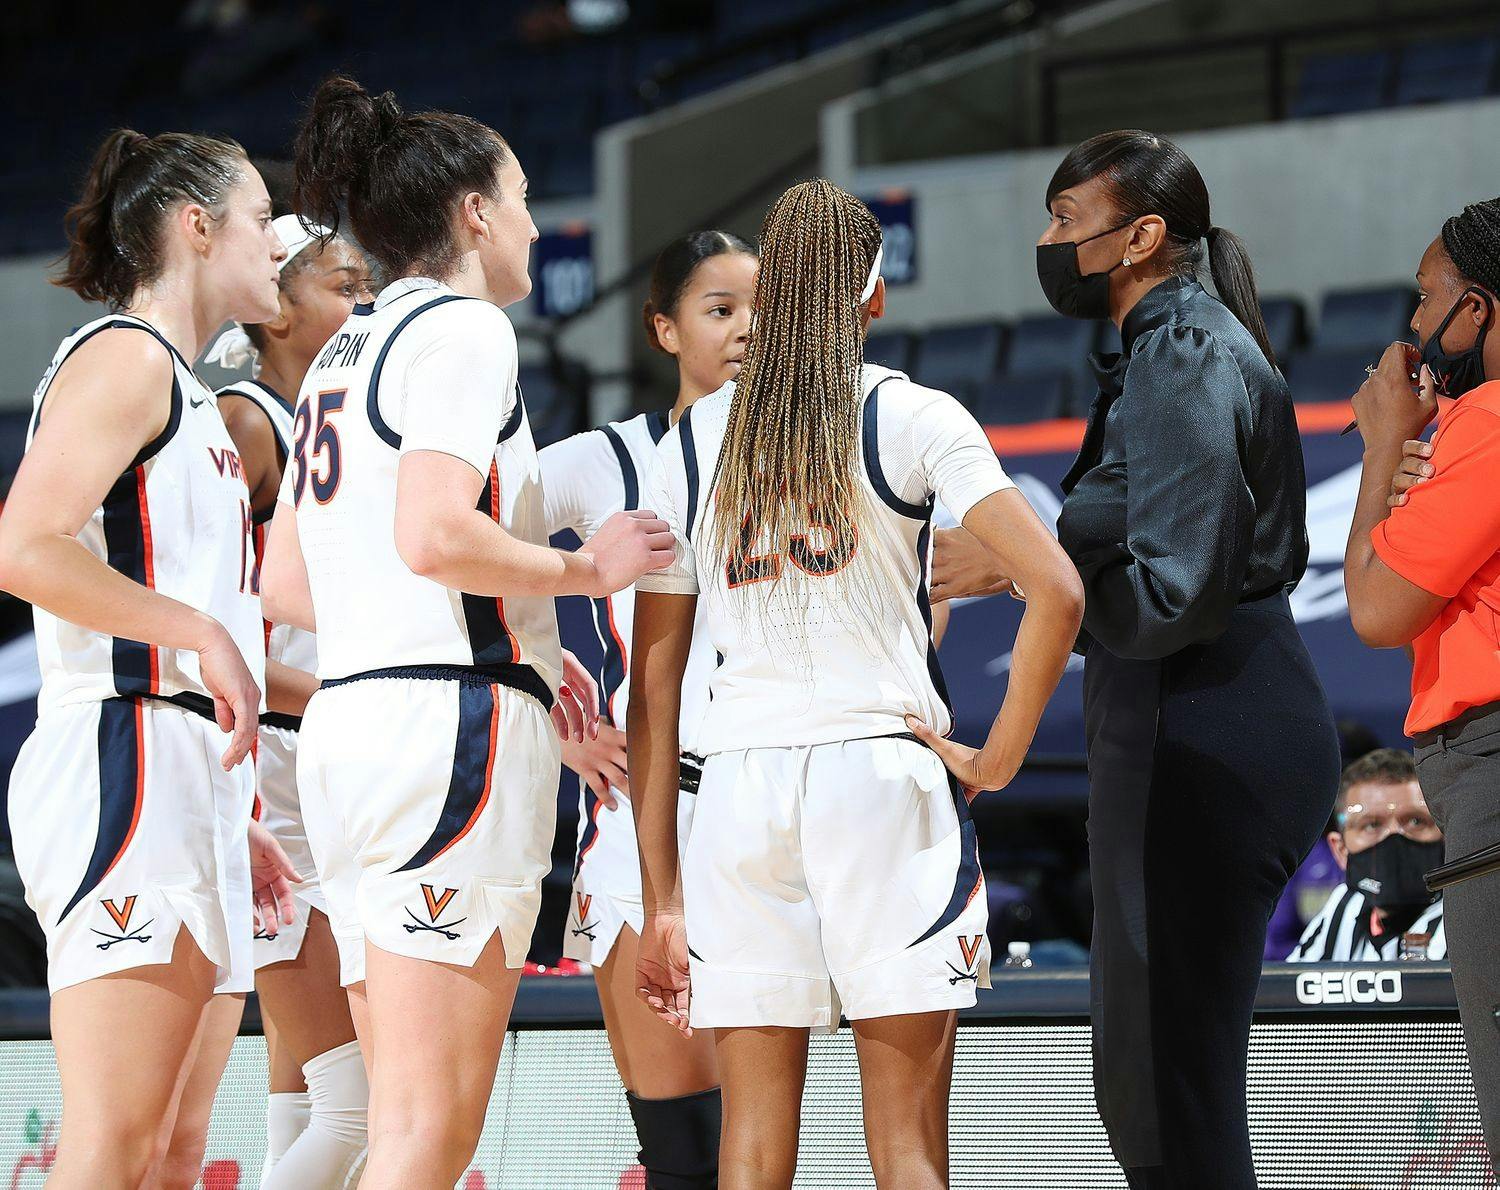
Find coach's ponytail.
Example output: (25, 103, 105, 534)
(1047, 129, 1277, 368)
(1205, 225, 1276, 368)
(294, 74, 511, 282)
(55, 129, 245, 309)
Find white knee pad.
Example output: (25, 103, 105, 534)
(261, 1041, 369, 1189)
(261, 1091, 311, 1186)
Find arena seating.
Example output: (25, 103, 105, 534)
(852, 283, 1408, 425)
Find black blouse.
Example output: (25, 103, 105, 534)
(1055, 276, 1309, 661)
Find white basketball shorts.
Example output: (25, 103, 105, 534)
(9, 696, 255, 995)
(297, 667, 560, 987)
(563, 752, 700, 966)
(253, 719, 330, 970)
(683, 735, 990, 1031)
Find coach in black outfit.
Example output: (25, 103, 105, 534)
(937, 130, 1340, 1188)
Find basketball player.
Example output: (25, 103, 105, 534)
(543, 229, 757, 1188)
(258, 76, 674, 1187)
(207, 210, 375, 1188)
(0, 131, 299, 1189)
(630, 181, 1084, 1189)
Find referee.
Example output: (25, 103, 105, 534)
(1345, 196, 1500, 1161)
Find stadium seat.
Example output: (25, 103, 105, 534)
(1005, 315, 1100, 380)
(972, 374, 1069, 426)
(1289, 50, 1393, 118)
(1314, 285, 1415, 353)
(1394, 36, 1500, 106)
(864, 330, 915, 374)
(1260, 296, 1308, 363)
(913, 321, 1008, 403)
(1284, 348, 1377, 405)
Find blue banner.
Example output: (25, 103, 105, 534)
(863, 191, 917, 287)
(532, 225, 595, 319)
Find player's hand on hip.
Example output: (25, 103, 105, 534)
(197, 621, 261, 771)
(1388, 438, 1434, 508)
(930, 526, 1017, 604)
(560, 722, 628, 810)
(905, 714, 1018, 798)
(248, 818, 301, 938)
(637, 910, 693, 1036)
(550, 648, 602, 744)
(579, 509, 676, 597)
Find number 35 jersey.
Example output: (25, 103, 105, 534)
(283, 277, 561, 693)
(637, 365, 1014, 754)
(27, 315, 265, 717)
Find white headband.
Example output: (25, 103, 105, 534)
(204, 215, 334, 372)
(859, 245, 884, 304)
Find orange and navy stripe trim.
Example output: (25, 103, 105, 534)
(574, 785, 606, 880)
(102, 464, 160, 697)
(461, 460, 520, 667)
(908, 769, 983, 949)
(395, 683, 501, 871)
(60, 698, 146, 921)
(591, 424, 639, 723)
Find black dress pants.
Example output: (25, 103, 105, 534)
(1084, 595, 1340, 1188)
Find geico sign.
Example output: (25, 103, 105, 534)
(1295, 970, 1403, 1005)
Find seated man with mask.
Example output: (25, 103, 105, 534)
(1288, 749, 1445, 962)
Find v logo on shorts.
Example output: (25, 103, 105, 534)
(945, 934, 984, 986)
(103, 896, 136, 932)
(422, 883, 458, 921)
(91, 896, 154, 950)
(404, 884, 467, 941)
(571, 892, 598, 942)
(958, 934, 983, 968)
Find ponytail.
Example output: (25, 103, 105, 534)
(292, 75, 399, 245)
(294, 74, 511, 281)
(1206, 226, 1276, 368)
(54, 128, 245, 309)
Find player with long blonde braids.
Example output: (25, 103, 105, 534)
(629, 179, 1084, 1188)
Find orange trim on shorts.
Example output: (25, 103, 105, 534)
(428, 685, 501, 863)
(102, 699, 147, 880)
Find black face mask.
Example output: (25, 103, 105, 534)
(1346, 834, 1444, 910)
(1419, 286, 1493, 398)
(1036, 222, 1132, 321)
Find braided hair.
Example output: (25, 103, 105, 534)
(709, 181, 881, 622)
(1441, 198, 1500, 294)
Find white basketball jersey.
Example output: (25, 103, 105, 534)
(216, 379, 318, 678)
(284, 277, 561, 692)
(540, 411, 717, 753)
(27, 315, 266, 716)
(638, 365, 1013, 754)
